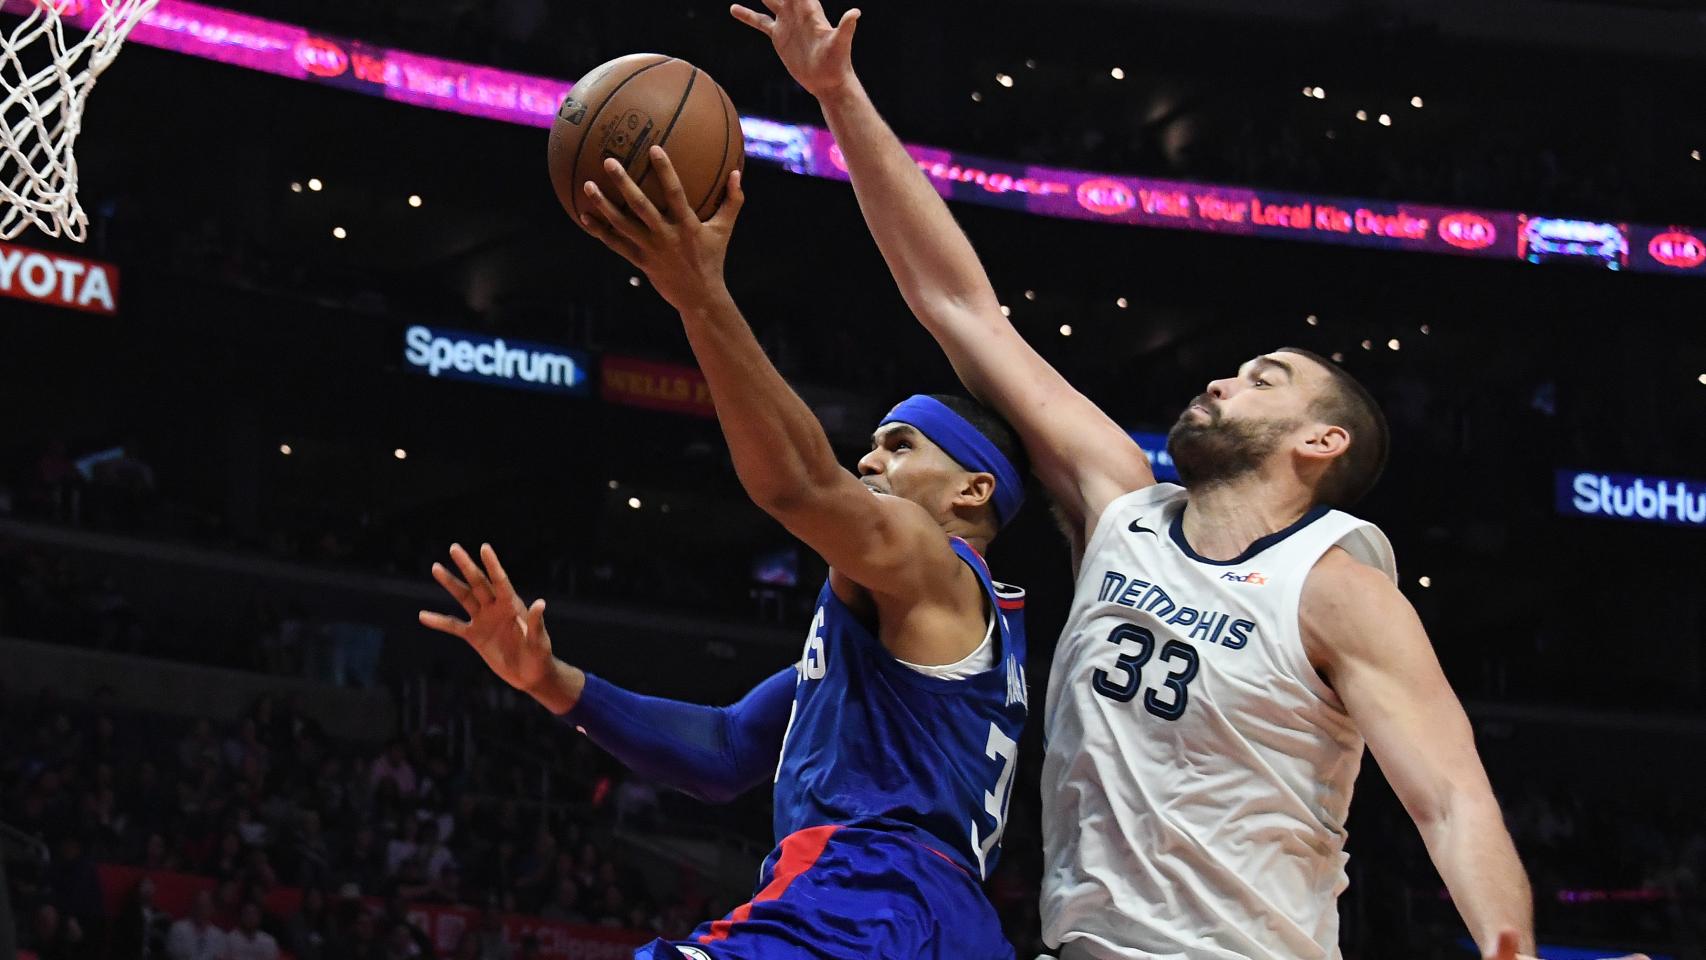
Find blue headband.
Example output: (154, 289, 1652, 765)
(879, 395, 1024, 528)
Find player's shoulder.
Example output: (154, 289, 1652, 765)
(1299, 547, 1412, 644)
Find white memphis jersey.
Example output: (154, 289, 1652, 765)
(1041, 483, 1396, 960)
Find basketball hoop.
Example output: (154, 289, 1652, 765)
(0, 0, 157, 241)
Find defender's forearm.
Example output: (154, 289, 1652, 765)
(816, 79, 1006, 396)
(1420, 794, 1535, 954)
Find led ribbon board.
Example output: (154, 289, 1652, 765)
(60, 0, 1706, 278)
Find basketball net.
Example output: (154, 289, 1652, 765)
(0, 0, 157, 241)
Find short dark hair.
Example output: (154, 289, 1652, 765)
(926, 393, 1028, 482)
(1276, 348, 1389, 507)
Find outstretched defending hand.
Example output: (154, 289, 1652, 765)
(420, 543, 564, 706)
(581, 147, 745, 312)
(731, 0, 860, 100)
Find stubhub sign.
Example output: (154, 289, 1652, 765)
(403, 325, 590, 396)
(1556, 469, 1706, 529)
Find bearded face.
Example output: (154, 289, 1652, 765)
(1166, 394, 1302, 488)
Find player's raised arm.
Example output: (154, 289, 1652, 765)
(732, 0, 1155, 542)
(579, 148, 966, 612)
(418, 542, 795, 804)
(1300, 551, 1535, 957)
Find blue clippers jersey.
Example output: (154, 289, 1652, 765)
(770, 538, 1029, 880)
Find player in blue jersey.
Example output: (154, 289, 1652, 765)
(417, 149, 1029, 959)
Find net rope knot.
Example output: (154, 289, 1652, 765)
(0, 0, 157, 241)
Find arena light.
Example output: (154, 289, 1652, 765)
(1388, 338, 1400, 350)
(1023, 289, 1036, 301)
(1420, 324, 1431, 335)
(1110, 67, 1125, 80)
(289, 182, 302, 193)
(1059, 324, 1073, 336)
(627, 497, 642, 509)
(1355, 110, 1367, 122)
(1115, 297, 1128, 309)
(1698, 373, 1706, 385)
(332, 226, 347, 239)
(1410, 96, 1423, 109)
(1418, 575, 1432, 588)
(279, 444, 292, 456)
(607, 480, 618, 489)
(307, 177, 323, 192)
(1000, 304, 1011, 317)
(1361, 339, 1373, 350)
(1694, 149, 1702, 161)
(628, 275, 641, 287)
(1331, 352, 1345, 362)
(1306, 314, 1318, 326)
(1024, 58, 1037, 70)
(970, 91, 982, 103)
(408, 194, 423, 208)
(1312, 87, 1326, 99)
(995, 73, 1013, 88)
(393, 448, 408, 460)
(1378, 113, 1392, 127)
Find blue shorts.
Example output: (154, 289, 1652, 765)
(635, 824, 1014, 960)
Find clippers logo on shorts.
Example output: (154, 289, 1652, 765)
(675, 948, 712, 960)
(1219, 571, 1269, 585)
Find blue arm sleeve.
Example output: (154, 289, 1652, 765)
(560, 667, 796, 804)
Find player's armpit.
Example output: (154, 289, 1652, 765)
(1301, 551, 1535, 956)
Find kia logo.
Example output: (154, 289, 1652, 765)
(1076, 178, 1136, 216)
(1648, 230, 1705, 270)
(294, 37, 350, 78)
(1439, 212, 1496, 250)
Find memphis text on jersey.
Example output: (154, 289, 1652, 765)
(1097, 568, 1258, 649)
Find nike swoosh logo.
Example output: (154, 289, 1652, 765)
(1128, 518, 1156, 536)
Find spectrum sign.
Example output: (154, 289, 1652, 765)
(57, 0, 1706, 279)
(1555, 469, 1706, 529)
(403, 325, 590, 396)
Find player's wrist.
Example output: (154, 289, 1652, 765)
(527, 658, 585, 715)
(812, 71, 864, 110)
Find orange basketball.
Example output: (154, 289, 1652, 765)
(548, 54, 745, 226)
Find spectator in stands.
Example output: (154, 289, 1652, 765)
(293, 810, 333, 887)
(331, 905, 382, 960)
(370, 741, 417, 798)
(538, 877, 585, 925)
(47, 835, 103, 931)
(471, 901, 511, 960)
(378, 896, 434, 959)
(165, 891, 226, 960)
(333, 826, 388, 898)
(225, 901, 280, 960)
(111, 875, 172, 960)
(284, 886, 333, 960)
(28, 903, 87, 960)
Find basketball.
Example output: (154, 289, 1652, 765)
(548, 54, 745, 226)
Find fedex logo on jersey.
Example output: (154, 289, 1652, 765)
(1219, 571, 1268, 585)
(1098, 569, 1257, 649)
